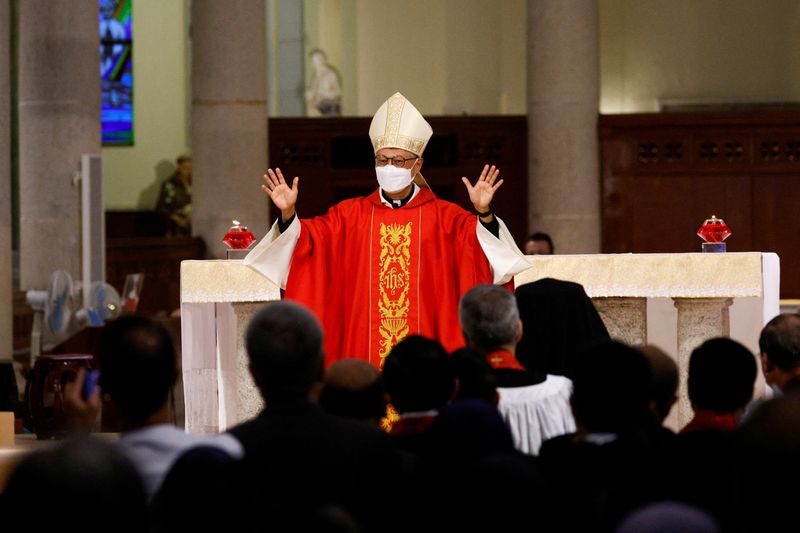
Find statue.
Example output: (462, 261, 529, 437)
(305, 49, 342, 117)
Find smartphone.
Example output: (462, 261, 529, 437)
(82, 369, 100, 400)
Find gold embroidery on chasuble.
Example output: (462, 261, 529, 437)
(377, 222, 412, 365)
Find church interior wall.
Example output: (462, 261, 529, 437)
(599, 0, 800, 112)
(354, 0, 450, 115)
(100, 0, 800, 211)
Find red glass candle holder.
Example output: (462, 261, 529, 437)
(697, 215, 731, 253)
(223, 220, 256, 251)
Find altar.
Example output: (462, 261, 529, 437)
(181, 252, 779, 433)
(515, 252, 780, 429)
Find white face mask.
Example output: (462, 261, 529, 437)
(375, 162, 416, 193)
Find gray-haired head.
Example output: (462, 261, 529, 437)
(459, 284, 520, 353)
(245, 301, 324, 402)
(759, 313, 800, 371)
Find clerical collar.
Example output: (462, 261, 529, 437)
(380, 184, 418, 209)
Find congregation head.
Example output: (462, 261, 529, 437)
(688, 337, 756, 414)
(245, 301, 324, 402)
(637, 344, 679, 423)
(514, 278, 610, 377)
(0, 437, 147, 532)
(759, 313, 800, 372)
(570, 340, 653, 434)
(382, 335, 454, 414)
(448, 347, 498, 405)
(98, 314, 178, 424)
(524, 232, 554, 255)
(459, 284, 520, 353)
(319, 359, 387, 424)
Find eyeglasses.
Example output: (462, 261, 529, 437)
(375, 155, 417, 167)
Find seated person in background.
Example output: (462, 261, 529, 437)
(449, 347, 499, 406)
(758, 312, 800, 394)
(616, 501, 721, 533)
(683, 337, 756, 433)
(319, 359, 388, 428)
(672, 337, 757, 528)
(538, 340, 677, 531)
(63, 315, 238, 501)
(222, 301, 405, 532)
(459, 284, 574, 455)
(398, 397, 552, 532)
(524, 231, 554, 255)
(382, 335, 455, 457)
(637, 344, 679, 425)
(156, 154, 192, 236)
(515, 277, 610, 378)
(734, 390, 800, 532)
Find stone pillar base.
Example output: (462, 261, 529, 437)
(592, 297, 647, 347)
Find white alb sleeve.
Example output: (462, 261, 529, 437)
(243, 216, 301, 290)
(476, 215, 532, 285)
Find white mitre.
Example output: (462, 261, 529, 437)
(369, 92, 433, 157)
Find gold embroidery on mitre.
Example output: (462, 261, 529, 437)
(371, 134, 425, 156)
(385, 93, 405, 136)
(372, 93, 426, 156)
(377, 222, 412, 365)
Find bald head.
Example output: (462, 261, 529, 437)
(326, 360, 379, 390)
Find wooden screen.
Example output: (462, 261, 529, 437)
(267, 117, 529, 247)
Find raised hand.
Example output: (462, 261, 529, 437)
(461, 164, 503, 215)
(261, 168, 299, 221)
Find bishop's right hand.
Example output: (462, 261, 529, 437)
(262, 168, 299, 222)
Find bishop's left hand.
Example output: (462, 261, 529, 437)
(461, 164, 503, 213)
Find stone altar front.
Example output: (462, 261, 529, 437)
(181, 252, 779, 433)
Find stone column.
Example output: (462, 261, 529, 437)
(592, 297, 647, 347)
(191, 0, 269, 259)
(673, 298, 733, 428)
(0, 0, 12, 359)
(18, 1, 100, 289)
(527, 0, 601, 253)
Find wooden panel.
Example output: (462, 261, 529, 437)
(268, 117, 529, 247)
(106, 210, 167, 238)
(600, 111, 800, 297)
(106, 236, 206, 316)
(753, 174, 800, 297)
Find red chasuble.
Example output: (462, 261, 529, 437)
(284, 187, 493, 367)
